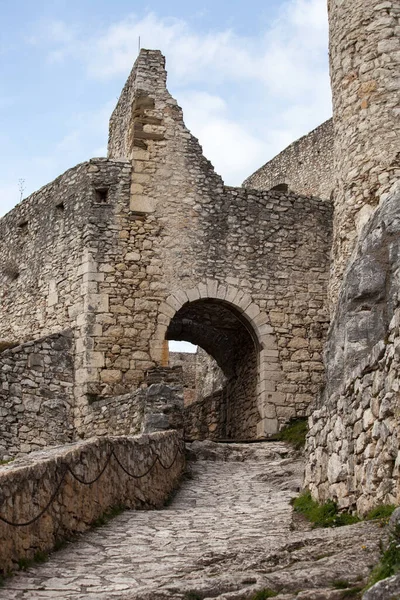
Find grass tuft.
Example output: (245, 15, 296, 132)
(367, 524, 400, 589)
(250, 589, 278, 600)
(274, 418, 308, 451)
(365, 505, 396, 522)
(17, 551, 48, 571)
(292, 490, 360, 528)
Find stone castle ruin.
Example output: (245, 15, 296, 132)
(0, 0, 399, 518)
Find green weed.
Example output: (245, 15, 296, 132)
(17, 551, 48, 571)
(367, 524, 400, 589)
(274, 418, 308, 451)
(92, 505, 125, 528)
(365, 505, 396, 522)
(292, 490, 360, 528)
(251, 589, 278, 600)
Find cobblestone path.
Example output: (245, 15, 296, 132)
(0, 442, 381, 600)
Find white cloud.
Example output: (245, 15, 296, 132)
(14, 0, 331, 209)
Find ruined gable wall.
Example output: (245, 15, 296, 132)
(243, 119, 334, 200)
(328, 0, 400, 310)
(0, 331, 74, 461)
(73, 50, 334, 437)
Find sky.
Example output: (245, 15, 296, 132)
(0, 0, 331, 219)
(0, 0, 332, 353)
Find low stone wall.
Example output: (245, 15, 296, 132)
(0, 331, 75, 461)
(82, 383, 184, 438)
(0, 431, 185, 574)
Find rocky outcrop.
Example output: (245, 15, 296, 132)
(305, 186, 400, 514)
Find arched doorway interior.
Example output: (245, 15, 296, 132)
(166, 299, 259, 440)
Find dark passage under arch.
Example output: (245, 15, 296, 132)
(166, 299, 259, 440)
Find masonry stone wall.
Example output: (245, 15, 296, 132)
(243, 119, 334, 200)
(305, 188, 400, 514)
(169, 352, 198, 405)
(0, 50, 333, 441)
(0, 332, 75, 461)
(328, 0, 400, 309)
(83, 382, 184, 438)
(0, 162, 96, 342)
(0, 431, 184, 574)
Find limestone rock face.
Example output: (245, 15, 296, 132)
(362, 574, 400, 600)
(305, 187, 400, 513)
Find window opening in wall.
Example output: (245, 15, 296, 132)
(271, 183, 289, 192)
(17, 220, 29, 235)
(95, 188, 109, 204)
(56, 202, 65, 212)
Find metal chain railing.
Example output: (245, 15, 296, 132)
(0, 440, 185, 528)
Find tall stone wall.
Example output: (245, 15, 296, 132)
(305, 188, 400, 514)
(0, 332, 75, 460)
(243, 119, 334, 200)
(328, 0, 400, 309)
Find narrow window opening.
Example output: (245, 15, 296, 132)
(18, 220, 29, 235)
(95, 188, 109, 204)
(271, 183, 289, 192)
(56, 202, 65, 212)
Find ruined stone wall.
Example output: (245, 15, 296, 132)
(243, 120, 334, 200)
(184, 389, 226, 440)
(0, 431, 184, 574)
(0, 50, 333, 439)
(305, 188, 400, 514)
(0, 164, 93, 342)
(0, 332, 74, 461)
(80, 50, 333, 436)
(195, 348, 225, 402)
(83, 382, 184, 438)
(169, 349, 225, 406)
(328, 0, 400, 309)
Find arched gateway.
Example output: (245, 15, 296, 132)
(150, 282, 283, 439)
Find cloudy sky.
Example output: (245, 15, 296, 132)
(0, 0, 331, 220)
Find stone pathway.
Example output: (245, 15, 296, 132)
(0, 441, 381, 600)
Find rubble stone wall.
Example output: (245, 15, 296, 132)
(328, 0, 400, 309)
(0, 163, 93, 343)
(0, 332, 75, 461)
(0, 431, 184, 574)
(243, 119, 334, 201)
(83, 382, 184, 438)
(305, 189, 400, 514)
(0, 50, 333, 440)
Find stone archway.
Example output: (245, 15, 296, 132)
(151, 281, 283, 438)
(167, 298, 259, 439)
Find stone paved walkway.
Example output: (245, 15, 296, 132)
(0, 442, 381, 600)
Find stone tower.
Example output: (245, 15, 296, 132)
(328, 0, 400, 309)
